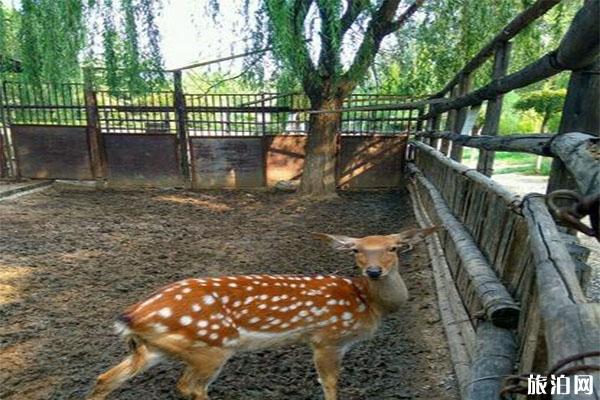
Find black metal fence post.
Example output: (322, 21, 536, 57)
(173, 70, 191, 185)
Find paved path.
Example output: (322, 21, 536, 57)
(493, 173, 599, 302)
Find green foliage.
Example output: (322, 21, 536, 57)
(374, 0, 580, 95)
(513, 88, 566, 120)
(0, 0, 165, 93)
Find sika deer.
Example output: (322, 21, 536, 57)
(87, 226, 439, 400)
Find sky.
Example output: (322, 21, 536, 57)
(1, 0, 253, 71)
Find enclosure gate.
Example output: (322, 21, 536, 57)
(0, 82, 419, 189)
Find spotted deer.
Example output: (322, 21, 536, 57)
(87, 226, 439, 400)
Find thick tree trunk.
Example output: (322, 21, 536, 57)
(299, 98, 342, 198)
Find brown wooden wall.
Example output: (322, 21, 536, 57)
(11, 125, 93, 180)
(10, 125, 408, 190)
(338, 136, 406, 189)
(104, 134, 184, 188)
(190, 137, 265, 188)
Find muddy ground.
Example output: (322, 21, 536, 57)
(0, 187, 458, 400)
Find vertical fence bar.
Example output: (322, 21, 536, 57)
(450, 72, 473, 161)
(477, 41, 512, 177)
(440, 85, 458, 155)
(173, 70, 190, 183)
(83, 68, 107, 180)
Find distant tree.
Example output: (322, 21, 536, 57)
(514, 88, 566, 133)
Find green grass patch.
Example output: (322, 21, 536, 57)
(462, 149, 551, 176)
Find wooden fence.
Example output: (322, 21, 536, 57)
(400, 0, 599, 399)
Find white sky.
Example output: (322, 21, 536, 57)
(1, 0, 253, 70)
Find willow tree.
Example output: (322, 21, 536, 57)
(1, 0, 164, 92)
(227, 0, 424, 197)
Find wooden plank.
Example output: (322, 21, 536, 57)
(337, 135, 406, 189)
(11, 125, 93, 180)
(104, 134, 184, 188)
(264, 135, 306, 186)
(549, 132, 599, 196)
(190, 137, 265, 188)
(416, 131, 552, 155)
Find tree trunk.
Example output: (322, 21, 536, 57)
(299, 98, 342, 198)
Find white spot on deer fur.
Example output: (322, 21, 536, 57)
(182, 287, 192, 294)
(192, 304, 201, 312)
(158, 307, 172, 318)
(151, 323, 168, 333)
(228, 283, 238, 288)
(280, 295, 288, 300)
(212, 278, 222, 282)
(203, 295, 215, 305)
(180, 316, 193, 326)
(342, 312, 353, 320)
(271, 306, 279, 310)
(298, 310, 309, 317)
(358, 303, 367, 312)
(259, 294, 268, 300)
(233, 300, 242, 308)
(197, 320, 208, 328)
(228, 276, 237, 280)
(280, 307, 289, 312)
(290, 283, 298, 288)
(241, 309, 249, 314)
(211, 324, 220, 330)
(221, 296, 229, 304)
(281, 322, 290, 329)
(270, 319, 281, 325)
(246, 286, 254, 291)
(304, 301, 314, 306)
(244, 297, 255, 305)
(249, 317, 260, 324)
(258, 304, 267, 310)
(290, 315, 301, 323)
(175, 294, 183, 301)
(260, 325, 271, 330)
(252, 281, 260, 285)
(209, 333, 219, 340)
(329, 316, 338, 323)
(316, 275, 324, 280)
(261, 282, 268, 287)
(303, 277, 311, 281)
(327, 299, 337, 306)
(272, 296, 281, 302)
(198, 329, 207, 336)
(213, 283, 221, 287)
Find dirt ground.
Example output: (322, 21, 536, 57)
(0, 187, 458, 400)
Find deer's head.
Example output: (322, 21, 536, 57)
(314, 226, 440, 280)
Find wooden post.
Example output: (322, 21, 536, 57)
(83, 68, 107, 180)
(173, 70, 190, 184)
(547, 59, 600, 195)
(450, 73, 472, 161)
(477, 41, 512, 176)
(440, 86, 458, 155)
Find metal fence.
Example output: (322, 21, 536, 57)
(0, 81, 422, 136)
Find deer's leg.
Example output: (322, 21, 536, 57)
(177, 347, 232, 400)
(87, 340, 161, 400)
(312, 345, 344, 400)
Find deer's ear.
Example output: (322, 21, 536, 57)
(312, 233, 358, 251)
(389, 226, 442, 245)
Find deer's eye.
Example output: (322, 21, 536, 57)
(389, 246, 398, 252)
(352, 249, 359, 254)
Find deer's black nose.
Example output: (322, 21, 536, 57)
(366, 266, 382, 279)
